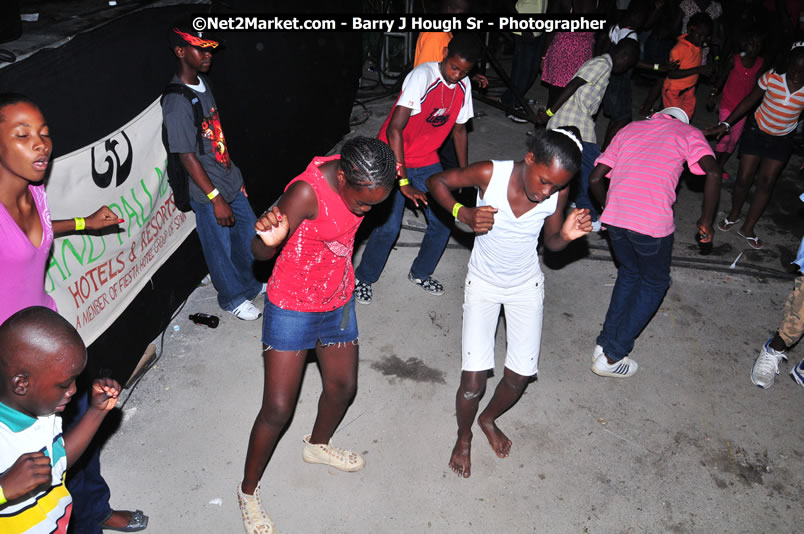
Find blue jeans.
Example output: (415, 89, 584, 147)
(355, 162, 451, 283)
(190, 191, 262, 311)
(65, 390, 112, 534)
(596, 225, 673, 361)
(575, 141, 601, 221)
(501, 33, 544, 109)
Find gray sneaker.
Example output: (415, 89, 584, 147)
(751, 339, 787, 389)
(408, 273, 445, 296)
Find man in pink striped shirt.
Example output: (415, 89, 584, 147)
(587, 107, 720, 378)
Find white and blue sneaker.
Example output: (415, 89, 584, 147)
(751, 339, 787, 389)
(229, 300, 261, 321)
(592, 354, 638, 378)
(791, 358, 804, 387)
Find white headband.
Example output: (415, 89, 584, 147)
(552, 128, 583, 153)
(792, 41, 804, 50)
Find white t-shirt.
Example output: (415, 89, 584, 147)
(0, 402, 72, 532)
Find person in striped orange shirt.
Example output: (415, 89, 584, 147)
(705, 42, 804, 250)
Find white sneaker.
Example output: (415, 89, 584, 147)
(593, 344, 604, 362)
(230, 300, 262, 321)
(751, 339, 787, 389)
(592, 354, 638, 378)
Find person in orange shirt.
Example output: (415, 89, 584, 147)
(662, 13, 714, 120)
(413, 0, 468, 66)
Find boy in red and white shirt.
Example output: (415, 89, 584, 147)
(353, 33, 481, 303)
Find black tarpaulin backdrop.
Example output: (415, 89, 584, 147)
(0, 1, 362, 382)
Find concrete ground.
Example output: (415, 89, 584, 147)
(97, 65, 804, 533)
(12, 5, 800, 530)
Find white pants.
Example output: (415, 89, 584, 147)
(461, 270, 545, 377)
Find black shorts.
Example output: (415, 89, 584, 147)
(739, 114, 794, 163)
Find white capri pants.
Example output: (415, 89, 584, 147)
(461, 270, 545, 377)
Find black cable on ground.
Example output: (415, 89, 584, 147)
(350, 99, 371, 127)
(396, 223, 796, 280)
(119, 293, 190, 410)
(581, 253, 794, 281)
(585, 243, 795, 279)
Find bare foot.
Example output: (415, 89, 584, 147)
(449, 435, 472, 478)
(478, 416, 512, 458)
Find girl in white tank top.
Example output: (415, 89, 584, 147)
(426, 127, 592, 479)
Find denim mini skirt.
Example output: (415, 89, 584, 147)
(261, 295, 358, 351)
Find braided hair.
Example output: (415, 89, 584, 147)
(339, 136, 397, 190)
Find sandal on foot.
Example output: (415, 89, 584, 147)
(302, 434, 365, 472)
(717, 216, 741, 232)
(237, 483, 275, 534)
(101, 510, 149, 532)
(737, 230, 763, 250)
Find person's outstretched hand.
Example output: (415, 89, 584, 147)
(255, 206, 290, 247)
(90, 378, 121, 412)
(560, 208, 593, 241)
(400, 183, 429, 208)
(85, 206, 123, 230)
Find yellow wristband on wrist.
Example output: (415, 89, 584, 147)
(398, 178, 410, 187)
(0, 484, 7, 505)
(74, 217, 86, 231)
(545, 108, 554, 117)
(207, 188, 220, 200)
(452, 202, 464, 219)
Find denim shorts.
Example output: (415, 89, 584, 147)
(739, 114, 794, 163)
(261, 296, 358, 351)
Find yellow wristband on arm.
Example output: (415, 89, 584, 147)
(545, 108, 554, 117)
(398, 178, 410, 187)
(207, 188, 220, 200)
(452, 202, 464, 219)
(0, 484, 7, 505)
(74, 217, 86, 231)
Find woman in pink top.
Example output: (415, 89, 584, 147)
(0, 93, 148, 532)
(237, 137, 395, 532)
(707, 32, 765, 177)
(0, 93, 120, 323)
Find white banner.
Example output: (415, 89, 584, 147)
(45, 98, 196, 344)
